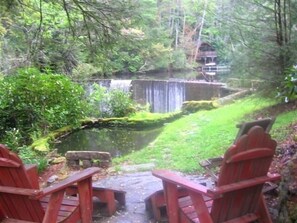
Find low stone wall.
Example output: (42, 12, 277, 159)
(65, 151, 111, 169)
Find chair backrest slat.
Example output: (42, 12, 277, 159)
(210, 126, 277, 222)
(0, 144, 45, 222)
(0, 158, 21, 167)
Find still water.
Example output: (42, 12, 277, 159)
(55, 127, 163, 157)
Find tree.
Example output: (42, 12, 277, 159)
(0, 0, 136, 74)
(220, 0, 297, 83)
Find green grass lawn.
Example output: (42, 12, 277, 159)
(114, 95, 297, 173)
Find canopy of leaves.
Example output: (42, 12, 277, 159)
(0, 0, 296, 91)
(221, 0, 297, 83)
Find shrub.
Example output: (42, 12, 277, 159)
(107, 89, 136, 117)
(18, 145, 48, 172)
(87, 84, 136, 118)
(87, 83, 107, 117)
(277, 65, 297, 103)
(0, 67, 87, 145)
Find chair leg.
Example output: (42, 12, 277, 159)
(66, 185, 126, 217)
(258, 196, 273, 223)
(94, 189, 116, 217)
(78, 178, 93, 223)
(114, 191, 126, 206)
(150, 194, 163, 221)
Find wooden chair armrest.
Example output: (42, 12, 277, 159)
(210, 174, 281, 196)
(153, 170, 216, 223)
(41, 167, 100, 197)
(40, 167, 99, 223)
(0, 185, 42, 198)
(153, 170, 216, 198)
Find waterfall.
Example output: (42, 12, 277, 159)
(132, 80, 186, 113)
(149, 81, 164, 113)
(109, 80, 132, 92)
(85, 79, 225, 114)
(168, 81, 185, 112)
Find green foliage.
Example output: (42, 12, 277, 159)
(223, 0, 297, 85)
(2, 129, 24, 152)
(277, 66, 297, 103)
(0, 122, 47, 172)
(72, 63, 102, 79)
(87, 83, 107, 117)
(0, 0, 136, 75)
(107, 90, 136, 117)
(171, 49, 187, 69)
(18, 146, 48, 172)
(270, 109, 297, 142)
(0, 67, 87, 145)
(181, 100, 218, 113)
(87, 84, 136, 118)
(148, 43, 172, 70)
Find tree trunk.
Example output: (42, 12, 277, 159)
(194, 0, 208, 62)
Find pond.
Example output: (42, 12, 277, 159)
(55, 127, 163, 157)
(59, 76, 235, 156)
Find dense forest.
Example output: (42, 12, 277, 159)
(1, 0, 296, 80)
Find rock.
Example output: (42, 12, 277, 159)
(65, 151, 112, 168)
(51, 157, 66, 164)
(47, 175, 58, 185)
(82, 159, 92, 168)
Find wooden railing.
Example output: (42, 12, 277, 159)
(202, 65, 230, 72)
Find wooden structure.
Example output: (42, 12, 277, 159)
(200, 117, 275, 181)
(152, 126, 281, 223)
(196, 42, 217, 64)
(145, 187, 189, 222)
(0, 144, 100, 222)
(66, 185, 126, 217)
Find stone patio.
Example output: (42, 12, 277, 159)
(91, 171, 212, 223)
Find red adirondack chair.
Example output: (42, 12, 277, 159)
(153, 126, 281, 223)
(0, 144, 100, 223)
(199, 117, 275, 182)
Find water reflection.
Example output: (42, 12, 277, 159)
(55, 127, 163, 157)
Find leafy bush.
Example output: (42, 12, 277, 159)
(0, 67, 87, 145)
(87, 83, 107, 117)
(278, 65, 297, 102)
(107, 90, 136, 117)
(2, 128, 23, 152)
(18, 146, 48, 172)
(87, 84, 136, 118)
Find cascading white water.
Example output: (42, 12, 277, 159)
(168, 81, 185, 112)
(86, 79, 225, 113)
(138, 80, 186, 113)
(151, 81, 167, 113)
(109, 80, 132, 92)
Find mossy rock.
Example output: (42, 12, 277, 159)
(31, 126, 76, 152)
(182, 100, 218, 113)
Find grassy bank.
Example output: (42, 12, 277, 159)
(114, 95, 297, 173)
